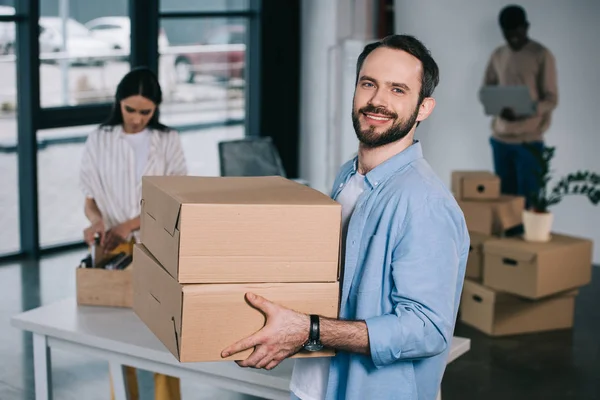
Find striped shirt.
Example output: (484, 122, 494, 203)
(79, 125, 187, 240)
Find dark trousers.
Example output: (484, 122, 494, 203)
(490, 137, 543, 234)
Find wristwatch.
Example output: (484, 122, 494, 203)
(303, 314, 324, 352)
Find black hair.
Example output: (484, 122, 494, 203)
(355, 34, 440, 104)
(499, 5, 528, 30)
(101, 66, 170, 132)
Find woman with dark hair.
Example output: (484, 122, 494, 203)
(79, 67, 185, 400)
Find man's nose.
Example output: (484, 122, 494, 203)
(369, 88, 389, 109)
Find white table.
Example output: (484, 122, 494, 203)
(11, 298, 470, 400)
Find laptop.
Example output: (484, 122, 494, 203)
(479, 85, 536, 117)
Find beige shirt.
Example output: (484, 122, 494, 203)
(79, 125, 188, 240)
(482, 39, 558, 143)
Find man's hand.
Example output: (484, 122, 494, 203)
(221, 293, 310, 370)
(84, 219, 105, 246)
(500, 107, 517, 121)
(103, 221, 131, 252)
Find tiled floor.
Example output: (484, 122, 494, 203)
(1, 250, 599, 399)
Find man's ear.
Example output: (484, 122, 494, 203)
(416, 97, 436, 123)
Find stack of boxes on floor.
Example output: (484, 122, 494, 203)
(452, 171, 593, 336)
(132, 175, 342, 362)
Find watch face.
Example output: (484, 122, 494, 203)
(304, 341, 324, 352)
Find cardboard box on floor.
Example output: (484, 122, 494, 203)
(140, 176, 341, 284)
(132, 244, 340, 362)
(460, 279, 577, 336)
(466, 231, 492, 281)
(76, 240, 134, 308)
(457, 195, 525, 235)
(452, 171, 500, 200)
(483, 233, 593, 299)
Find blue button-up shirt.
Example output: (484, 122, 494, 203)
(324, 141, 469, 400)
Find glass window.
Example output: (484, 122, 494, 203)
(0, 5, 16, 55)
(39, 0, 129, 108)
(161, 0, 249, 13)
(158, 17, 247, 175)
(0, 33, 19, 255)
(36, 122, 244, 248)
(37, 125, 94, 248)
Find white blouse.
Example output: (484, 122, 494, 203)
(79, 125, 188, 239)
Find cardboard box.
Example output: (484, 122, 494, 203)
(452, 171, 500, 200)
(460, 279, 577, 336)
(76, 267, 133, 308)
(76, 240, 134, 308)
(457, 195, 525, 235)
(141, 176, 341, 284)
(483, 233, 593, 299)
(133, 244, 340, 362)
(466, 232, 491, 280)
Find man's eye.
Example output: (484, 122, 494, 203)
(125, 107, 135, 113)
(140, 110, 152, 116)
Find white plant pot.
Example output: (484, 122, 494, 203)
(523, 210, 553, 242)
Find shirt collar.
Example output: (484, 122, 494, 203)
(350, 140, 423, 188)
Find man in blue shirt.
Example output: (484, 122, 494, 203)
(222, 34, 469, 400)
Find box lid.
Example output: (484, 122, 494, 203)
(484, 233, 591, 262)
(462, 279, 578, 305)
(142, 175, 340, 238)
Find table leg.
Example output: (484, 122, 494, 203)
(109, 361, 131, 400)
(33, 333, 53, 400)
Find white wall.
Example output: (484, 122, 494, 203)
(299, 0, 376, 194)
(394, 0, 600, 263)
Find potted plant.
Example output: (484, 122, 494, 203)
(523, 143, 600, 242)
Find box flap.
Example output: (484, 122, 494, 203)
(132, 244, 183, 359)
(142, 177, 183, 237)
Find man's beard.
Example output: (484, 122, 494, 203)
(352, 103, 420, 148)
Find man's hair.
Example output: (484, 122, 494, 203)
(355, 34, 440, 103)
(499, 5, 528, 30)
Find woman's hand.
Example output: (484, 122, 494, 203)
(83, 219, 105, 246)
(103, 221, 132, 252)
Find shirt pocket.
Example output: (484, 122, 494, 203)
(355, 234, 389, 293)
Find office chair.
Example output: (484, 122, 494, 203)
(218, 137, 309, 185)
(218, 137, 287, 177)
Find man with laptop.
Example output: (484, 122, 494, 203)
(480, 5, 558, 223)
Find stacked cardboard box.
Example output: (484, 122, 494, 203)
(453, 171, 593, 336)
(132, 176, 342, 362)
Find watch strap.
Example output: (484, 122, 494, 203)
(309, 314, 320, 341)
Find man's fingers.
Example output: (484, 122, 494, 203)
(265, 359, 281, 370)
(236, 346, 268, 368)
(246, 293, 276, 316)
(254, 353, 273, 369)
(222, 333, 262, 358)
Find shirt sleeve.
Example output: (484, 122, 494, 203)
(365, 197, 468, 368)
(535, 49, 558, 116)
(165, 130, 188, 176)
(79, 130, 101, 199)
(482, 52, 498, 87)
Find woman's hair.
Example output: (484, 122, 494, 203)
(101, 66, 170, 132)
